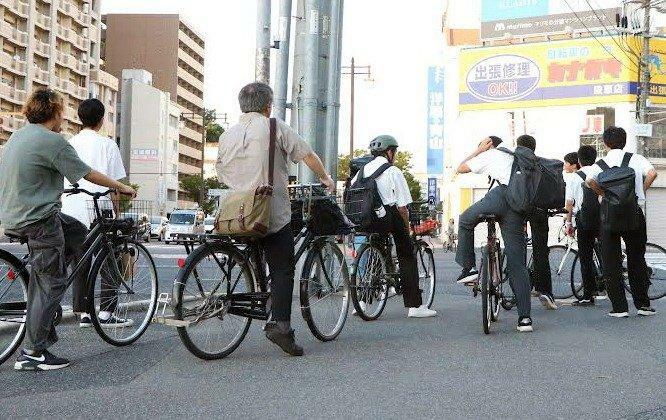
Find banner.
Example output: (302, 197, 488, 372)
(427, 66, 445, 175)
(646, 38, 666, 105)
(481, 0, 549, 22)
(459, 37, 639, 111)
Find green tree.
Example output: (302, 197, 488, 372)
(203, 108, 225, 143)
(179, 175, 225, 215)
(119, 181, 140, 213)
(338, 149, 422, 201)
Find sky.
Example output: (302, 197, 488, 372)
(101, 0, 447, 175)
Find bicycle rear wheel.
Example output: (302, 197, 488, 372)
(570, 253, 585, 301)
(480, 250, 491, 335)
(173, 242, 253, 360)
(0, 250, 28, 366)
(549, 245, 578, 299)
(350, 243, 389, 321)
(415, 241, 436, 309)
(643, 243, 666, 300)
(89, 240, 158, 346)
(300, 238, 349, 342)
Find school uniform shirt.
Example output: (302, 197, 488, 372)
(61, 129, 127, 227)
(466, 146, 514, 185)
(565, 167, 595, 226)
(351, 156, 412, 217)
(586, 149, 655, 203)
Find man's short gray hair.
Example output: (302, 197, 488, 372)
(238, 82, 273, 113)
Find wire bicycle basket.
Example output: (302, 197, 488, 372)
(86, 199, 154, 238)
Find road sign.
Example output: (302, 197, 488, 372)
(635, 123, 653, 137)
(427, 178, 437, 209)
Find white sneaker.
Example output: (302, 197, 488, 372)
(407, 306, 437, 318)
(352, 301, 367, 316)
(79, 314, 92, 328)
(388, 287, 397, 298)
(607, 311, 629, 318)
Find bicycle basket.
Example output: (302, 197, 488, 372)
(87, 199, 153, 236)
(288, 185, 351, 236)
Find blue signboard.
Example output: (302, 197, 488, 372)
(481, 0, 549, 22)
(427, 178, 437, 207)
(427, 66, 444, 175)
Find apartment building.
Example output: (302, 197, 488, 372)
(0, 0, 118, 146)
(118, 69, 180, 215)
(102, 14, 205, 206)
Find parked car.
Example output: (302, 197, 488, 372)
(204, 217, 215, 234)
(151, 216, 168, 241)
(164, 209, 205, 244)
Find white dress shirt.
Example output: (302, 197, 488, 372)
(351, 156, 412, 217)
(565, 166, 594, 222)
(61, 129, 126, 227)
(586, 149, 654, 202)
(466, 147, 515, 186)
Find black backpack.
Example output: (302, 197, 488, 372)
(497, 146, 565, 213)
(575, 171, 601, 231)
(344, 162, 392, 231)
(596, 153, 640, 233)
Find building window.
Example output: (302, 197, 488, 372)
(167, 189, 177, 201)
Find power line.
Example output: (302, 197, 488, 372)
(584, 0, 641, 65)
(562, 0, 637, 73)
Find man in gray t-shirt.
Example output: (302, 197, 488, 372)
(0, 89, 135, 371)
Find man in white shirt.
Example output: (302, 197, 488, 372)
(61, 99, 128, 328)
(351, 135, 436, 318)
(456, 135, 534, 332)
(565, 145, 600, 305)
(586, 126, 657, 318)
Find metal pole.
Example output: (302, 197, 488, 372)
(324, 0, 343, 179)
(255, 0, 272, 84)
(300, 0, 320, 183)
(274, 0, 293, 120)
(349, 57, 355, 160)
(200, 117, 206, 206)
(638, 0, 651, 155)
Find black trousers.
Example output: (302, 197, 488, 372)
(600, 208, 650, 312)
(260, 224, 295, 322)
(378, 206, 423, 308)
(575, 218, 598, 300)
(527, 209, 551, 295)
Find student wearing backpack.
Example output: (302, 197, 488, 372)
(455, 135, 535, 332)
(565, 146, 600, 306)
(586, 127, 658, 317)
(348, 135, 437, 318)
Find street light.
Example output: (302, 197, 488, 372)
(342, 57, 373, 160)
(179, 110, 228, 206)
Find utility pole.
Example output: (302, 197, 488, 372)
(274, 0, 293, 121)
(637, 0, 652, 156)
(255, 0, 272, 83)
(342, 58, 371, 159)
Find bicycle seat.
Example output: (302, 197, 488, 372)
(3, 230, 27, 244)
(477, 214, 498, 222)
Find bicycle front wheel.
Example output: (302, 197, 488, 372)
(415, 241, 436, 309)
(480, 249, 491, 335)
(173, 242, 253, 360)
(570, 253, 585, 301)
(0, 250, 28, 366)
(350, 243, 389, 321)
(549, 245, 578, 300)
(644, 242, 666, 300)
(89, 240, 158, 346)
(300, 238, 349, 342)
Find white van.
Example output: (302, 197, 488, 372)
(164, 209, 205, 244)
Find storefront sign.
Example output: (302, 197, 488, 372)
(427, 66, 445, 175)
(481, 8, 619, 40)
(428, 178, 437, 207)
(459, 37, 638, 111)
(481, 0, 549, 22)
(131, 148, 158, 162)
(581, 115, 605, 136)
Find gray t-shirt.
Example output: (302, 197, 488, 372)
(0, 123, 92, 229)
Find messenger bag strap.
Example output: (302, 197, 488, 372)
(621, 152, 633, 168)
(268, 118, 276, 186)
(597, 159, 610, 171)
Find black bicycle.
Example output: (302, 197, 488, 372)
(0, 186, 159, 366)
(349, 202, 437, 321)
(570, 238, 666, 301)
(164, 185, 350, 360)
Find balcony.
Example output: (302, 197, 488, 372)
(0, 83, 27, 105)
(0, 115, 25, 133)
(177, 85, 204, 110)
(0, 0, 30, 18)
(55, 25, 71, 41)
(0, 52, 27, 75)
(177, 66, 203, 92)
(74, 60, 89, 76)
(0, 25, 28, 46)
(64, 106, 81, 124)
(53, 76, 71, 94)
(60, 1, 91, 26)
(55, 50, 74, 68)
(35, 12, 52, 29)
(180, 124, 202, 142)
(178, 29, 205, 61)
(33, 39, 51, 57)
(178, 161, 200, 176)
(34, 68, 49, 84)
(177, 49, 204, 75)
(71, 31, 88, 51)
(90, 69, 118, 90)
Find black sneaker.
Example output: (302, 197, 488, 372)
(264, 323, 304, 356)
(517, 317, 533, 332)
(538, 293, 558, 310)
(572, 298, 595, 307)
(637, 307, 656, 317)
(79, 314, 92, 328)
(456, 267, 479, 285)
(99, 315, 134, 328)
(14, 349, 70, 371)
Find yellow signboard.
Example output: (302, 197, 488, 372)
(459, 37, 640, 110)
(646, 37, 666, 105)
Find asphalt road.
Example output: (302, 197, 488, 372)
(0, 242, 664, 419)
